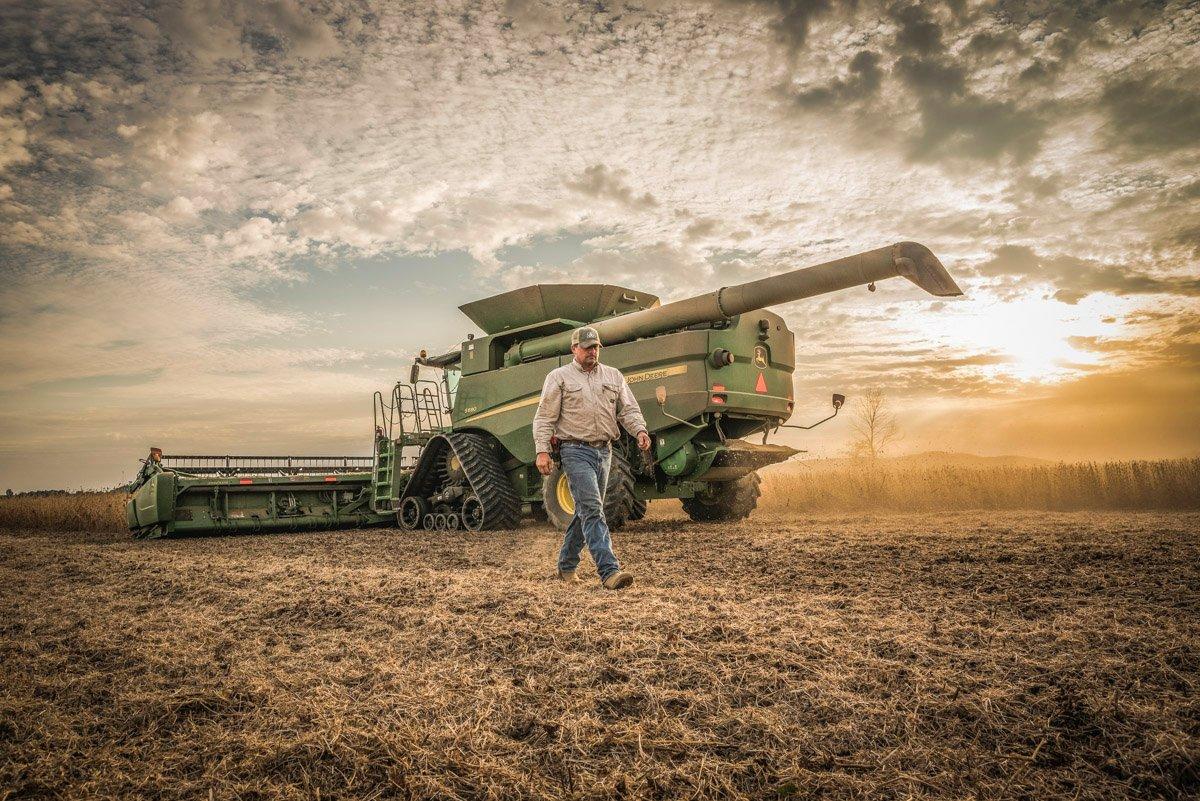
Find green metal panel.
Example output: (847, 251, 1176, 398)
(461, 319, 581, 376)
(127, 472, 175, 532)
(129, 469, 389, 539)
(459, 284, 659, 335)
(704, 310, 795, 421)
(453, 355, 567, 460)
(660, 441, 698, 476)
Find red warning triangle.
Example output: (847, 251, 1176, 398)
(755, 372, 767, 393)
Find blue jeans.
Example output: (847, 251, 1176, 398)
(557, 442, 620, 580)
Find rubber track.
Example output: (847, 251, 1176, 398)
(400, 432, 522, 530)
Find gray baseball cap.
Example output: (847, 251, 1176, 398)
(571, 326, 601, 347)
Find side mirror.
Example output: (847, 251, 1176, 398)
(832, 393, 845, 409)
(655, 386, 667, 405)
(409, 363, 421, 384)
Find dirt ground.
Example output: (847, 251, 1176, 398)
(2, 509, 1198, 800)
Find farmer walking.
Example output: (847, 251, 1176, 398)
(533, 326, 652, 589)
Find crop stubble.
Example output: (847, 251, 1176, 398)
(1, 511, 1197, 800)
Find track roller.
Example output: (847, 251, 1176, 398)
(398, 496, 428, 530)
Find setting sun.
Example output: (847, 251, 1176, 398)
(950, 294, 1111, 383)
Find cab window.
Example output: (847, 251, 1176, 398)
(444, 365, 461, 409)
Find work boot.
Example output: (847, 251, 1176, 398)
(557, 568, 580, 583)
(602, 571, 634, 590)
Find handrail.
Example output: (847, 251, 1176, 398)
(158, 454, 373, 476)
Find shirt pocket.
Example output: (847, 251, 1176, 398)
(602, 383, 620, 409)
(561, 385, 585, 415)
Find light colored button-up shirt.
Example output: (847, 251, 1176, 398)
(533, 360, 648, 454)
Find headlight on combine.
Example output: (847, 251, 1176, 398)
(709, 348, 735, 368)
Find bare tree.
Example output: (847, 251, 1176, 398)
(849, 387, 900, 462)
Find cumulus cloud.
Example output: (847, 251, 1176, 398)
(745, 0, 839, 55)
(0, 81, 31, 172)
(502, 0, 571, 35)
(1099, 71, 1200, 156)
(906, 92, 1045, 164)
(884, 3, 1049, 165)
(160, 195, 212, 221)
(157, 0, 341, 63)
(564, 165, 658, 210)
(786, 49, 882, 108)
(977, 245, 1200, 305)
(208, 216, 305, 264)
(0, 80, 23, 109)
(0, 115, 32, 172)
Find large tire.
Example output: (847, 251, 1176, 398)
(543, 449, 642, 531)
(682, 471, 761, 522)
(627, 494, 648, 521)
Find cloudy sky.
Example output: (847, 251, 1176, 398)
(1, 0, 1198, 490)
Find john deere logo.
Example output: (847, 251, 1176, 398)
(753, 345, 768, 369)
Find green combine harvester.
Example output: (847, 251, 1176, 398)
(128, 242, 962, 538)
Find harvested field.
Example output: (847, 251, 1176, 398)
(2, 510, 1198, 800)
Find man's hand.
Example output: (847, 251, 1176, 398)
(636, 431, 652, 451)
(536, 452, 553, 476)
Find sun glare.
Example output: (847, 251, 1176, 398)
(934, 293, 1118, 384)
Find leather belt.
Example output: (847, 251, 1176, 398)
(558, 439, 612, 448)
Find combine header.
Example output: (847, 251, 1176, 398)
(127, 450, 384, 538)
(128, 241, 961, 537)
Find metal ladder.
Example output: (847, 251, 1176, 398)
(371, 379, 451, 513)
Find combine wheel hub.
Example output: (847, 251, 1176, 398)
(556, 473, 575, 515)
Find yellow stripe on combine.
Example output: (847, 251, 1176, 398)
(457, 394, 542, 424)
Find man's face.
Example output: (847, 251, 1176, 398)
(572, 343, 600, 369)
